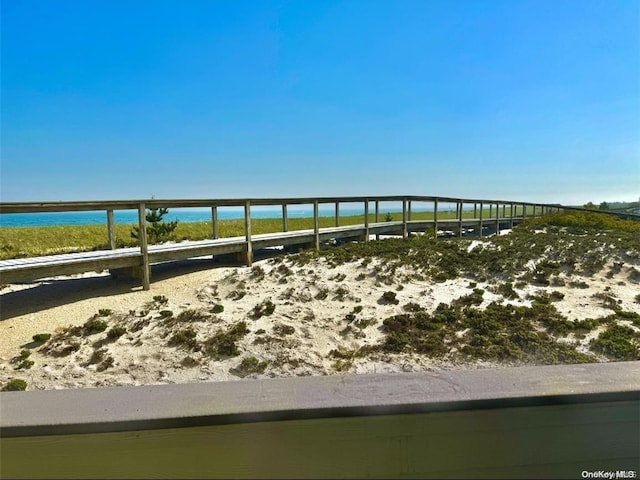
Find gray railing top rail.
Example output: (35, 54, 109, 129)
(0, 195, 564, 214)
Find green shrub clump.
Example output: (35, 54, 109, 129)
(84, 317, 108, 335)
(230, 356, 268, 377)
(2, 379, 27, 391)
(131, 207, 179, 244)
(32, 333, 52, 344)
(107, 326, 127, 340)
(590, 325, 640, 361)
(168, 328, 198, 349)
(204, 322, 249, 358)
(211, 304, 224, 314)
(251, 300, 276, 319)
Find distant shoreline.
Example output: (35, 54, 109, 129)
(0, 207, 447, 228)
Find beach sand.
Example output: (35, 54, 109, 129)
(1, 238, 638, 391)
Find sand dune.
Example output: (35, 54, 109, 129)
(1, 231, 639, 391)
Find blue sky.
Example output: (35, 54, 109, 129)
(1, 0, 638, 204)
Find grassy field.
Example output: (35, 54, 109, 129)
(0, 207, 528, 260)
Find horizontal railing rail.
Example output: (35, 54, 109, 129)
(2, 195, 637, 290)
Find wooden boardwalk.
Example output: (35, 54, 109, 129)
(1, 195, 563, 289)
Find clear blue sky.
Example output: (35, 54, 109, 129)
(2, 0, 638, 204)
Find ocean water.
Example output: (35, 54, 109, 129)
(0, 206, 428, 228)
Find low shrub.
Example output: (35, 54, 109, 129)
(590, 324, 640, 360)
(32, 333, 52, 344)
(204, 321, 249, 358)
(168, 328, 198, 349)
(84, 317, 108, 334)
(3, 379, 27, 391)
(250, 300, 276, 319)
(230, 356, 268, 377)
(211, 304, 224, 314)
(380, 291, 399, 305)
(107, 326, 127, 340)
(273, 324, 295, 336)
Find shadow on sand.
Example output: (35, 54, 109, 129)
(0, 249, 286, 321)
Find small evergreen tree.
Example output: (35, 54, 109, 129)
(131, 207, 178, 244)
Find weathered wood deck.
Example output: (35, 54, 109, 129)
(1, 194, 563, 289)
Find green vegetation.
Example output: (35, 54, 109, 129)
(380, 291, 399, 305)
(250, 299, 276, 319)
(3, 378, 27, 391)
(273, 324, 295, 336)
(130, 207, 179, 244)
(590, 324, 640, 361)
(211, 303, 224, 314)
(176, 309, 210, 322)
(84, 317, 109, 335)
(526, 211, 640, 234)
(289, 211, 639, 286)
(181, 356, 199, 367)
(153, 295, 169, 305)
(0, 209, 484, 260)
(12, 350, 34, 369)
(168, 328, 198, 349)
(106, 326, 127, 340)
(230, 356, 268, 377)
(377, 301, 595, 364)
(32, 333, 52, 345)
(204, 321, 249, 359)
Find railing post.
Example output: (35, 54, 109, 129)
(502, 204, 506, 218)
(510, 204, 515, 229)
(489, 204, 493, 218)
(523, 204, 527, 219)
(473, 203, 477, 218)
(282, 204, 288, 232)
(402, 197, 408, 238)
(495, 202, 500, 236)
(335, 202, 340, 227)
(433, 198, 439, 239)
(458, 201, 463, 238)
(408, 200, 412, 221)
(137, 203, 150, 291)
(479, 201, 484, 238)
(244, 200, 253, 266)
(375, 200, 380, 241)
(364, 199, 369, 241)
(106, 209, 116, 249)
(211, 206, 218, 239)
(314, 200, 320, 251)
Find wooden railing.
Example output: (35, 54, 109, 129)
(0, 195, 573, 290)
(6, 195, 636, 290)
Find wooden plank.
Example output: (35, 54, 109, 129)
(282, 204, 288, 232)
(402, 198, 408, 238)
(244, 201, 252, 266)
(106, 209, 116, 249)
(211, 206, 218, 239)
(375, 201, 380, 241)
(364, 200, 369, 241)
(479, 201, 484, 238)
(138, 203, 150, 290)
(433, 199, 438, 239)
(313, 201, 320, 250)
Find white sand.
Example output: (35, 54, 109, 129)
(1, 245, 638, 391)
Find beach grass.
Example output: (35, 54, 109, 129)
(0, 207, 520, 260)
